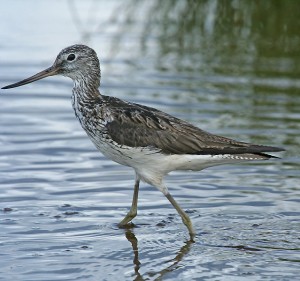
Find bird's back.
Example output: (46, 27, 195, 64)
(75, 94, 283, 162)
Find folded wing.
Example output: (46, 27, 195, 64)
(103, 97, 284, 156)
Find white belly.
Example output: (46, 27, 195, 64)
(88, 134, 258, 191)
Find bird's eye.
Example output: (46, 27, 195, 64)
(67, 54, 76, 61)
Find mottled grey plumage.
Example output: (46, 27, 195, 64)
(102, 96, 281, 156)
(1, 44, 284, 239)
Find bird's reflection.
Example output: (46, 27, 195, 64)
(125, 230, 142, 280)
(124, 229, 194, 281)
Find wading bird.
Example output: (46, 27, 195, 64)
(2, 45, 284, 239)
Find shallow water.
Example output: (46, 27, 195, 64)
(0, 1, 299, 280)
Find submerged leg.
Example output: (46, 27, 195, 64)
(118, 177, 140, 226)
(165, 192, 195, 239)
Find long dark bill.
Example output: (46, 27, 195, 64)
(1, 65, 59, 89)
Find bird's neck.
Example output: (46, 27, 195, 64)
(72, 78, 100, 103)
(71, 78, 101, 124)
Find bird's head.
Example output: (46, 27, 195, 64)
(2, 44, 101, 90)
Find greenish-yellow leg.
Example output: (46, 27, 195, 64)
(118, 179, 140, 226)
(165, 192, 195, 240)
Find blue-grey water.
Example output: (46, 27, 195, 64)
(0, 1, 299, 280)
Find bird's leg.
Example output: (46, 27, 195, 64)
(118, 178, 140, 226)
(165, 192, 195, 240)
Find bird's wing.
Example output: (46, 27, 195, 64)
(102, 97, 284, 155)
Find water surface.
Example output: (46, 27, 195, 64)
(0, 1, 299, 280)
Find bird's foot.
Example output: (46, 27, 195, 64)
(118, 210, 137, 227)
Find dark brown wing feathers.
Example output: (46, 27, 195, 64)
(103, 96, 284, 155)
